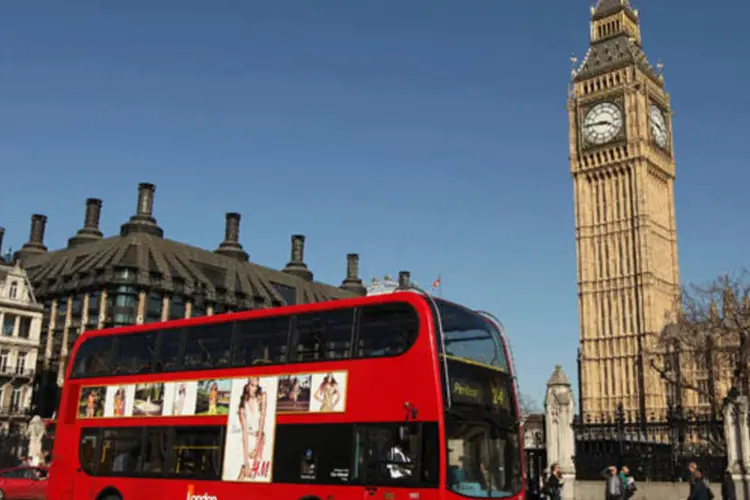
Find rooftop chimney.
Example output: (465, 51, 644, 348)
(282, 234, 313, 281)
(397, 270, 411, 290)
(215, 213, 248, 262)
(120, 182, 164, 237)
(0, 227, 5, 262)
(68, 198, 104, 248)
(17, 214, 48, 260)
(340, 253, 366, 295)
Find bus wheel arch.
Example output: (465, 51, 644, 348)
(96, 486, 123, 500)
(299, 496, 322, 500)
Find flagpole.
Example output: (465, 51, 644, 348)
(438, 274, 442, 298)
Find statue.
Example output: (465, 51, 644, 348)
(26, 416, 46, 462)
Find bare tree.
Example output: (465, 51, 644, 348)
(519, 392, 543, 416)
(650, 271, 750, 408)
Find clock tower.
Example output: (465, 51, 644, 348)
(568, 0, 680, 421)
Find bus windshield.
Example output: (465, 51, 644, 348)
(433, 299, 508, 372)
(431, 298, 522, 498)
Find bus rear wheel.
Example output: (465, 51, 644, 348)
(97, 490, 122, 500)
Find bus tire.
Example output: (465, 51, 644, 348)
(96, 487, 122, 500)
(299, 496, 322, 500)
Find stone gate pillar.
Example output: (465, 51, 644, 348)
(724, 394, 750, 492)
(544, 365, 576, 500)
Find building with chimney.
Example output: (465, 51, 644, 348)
(11, 182, 367, 418)
(0, 229, 44, 431)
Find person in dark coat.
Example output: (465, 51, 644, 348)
(604, 465, 623, 500)
(688, 462, 698, 500)
(690, 468, 714, 500)
(722, 469, 737, 500)
(544, 463, 563, 500)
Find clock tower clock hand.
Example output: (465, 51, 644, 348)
(585, 120, 611, 128)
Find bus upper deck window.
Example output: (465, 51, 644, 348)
(71, 336, 114, 378)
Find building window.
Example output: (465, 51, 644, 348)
(17, 317, 31, 339)
(169, 296, 186, 321)
(698, 380, 710, 406)
(191, 295, 207, 318)
(9, 282, 17, 300)
(15, 352, 27, 375)
(86, 291, 102, 329)
(10, 388, 22, 413)
(71, 294, 84, 324)
(0, 350, 8, 373)
(107, 286, 138, 327)
(272, 283, 297, 306)
(145, 292, 163, 323)
(56, 298, 68, 325)
(1, 315, 15, 337)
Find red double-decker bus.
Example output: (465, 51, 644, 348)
(48, 291, 524, 500)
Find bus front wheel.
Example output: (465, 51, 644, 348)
(299, 496, 321, 500)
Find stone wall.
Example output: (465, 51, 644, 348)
(573, 479, 719, 500)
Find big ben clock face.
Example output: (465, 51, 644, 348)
(648, 103, 669, 149)
(582, 102, 623, 145)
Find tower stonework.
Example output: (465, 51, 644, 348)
(569, 0, 680, 421)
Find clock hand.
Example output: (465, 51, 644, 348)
(584, 120, 611, 128)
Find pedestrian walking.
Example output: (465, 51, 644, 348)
(604, 465, 623, 500)
(689, 467, 714, 500)
(543, 463, 563, 500)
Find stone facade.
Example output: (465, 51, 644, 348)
(0, 244, 43, 432)
(569, 0, 681, 421)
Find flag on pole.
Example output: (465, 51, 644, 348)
(431, 276, 441, 290)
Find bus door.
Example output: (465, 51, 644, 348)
(72, 429, 99, 499)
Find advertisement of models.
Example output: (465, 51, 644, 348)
(104, 385, 136, 417)
(222, 376, 279, 482)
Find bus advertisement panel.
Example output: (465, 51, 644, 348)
(47, 292, 523, 500)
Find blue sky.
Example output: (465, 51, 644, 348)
(1, 1, 748, 406)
